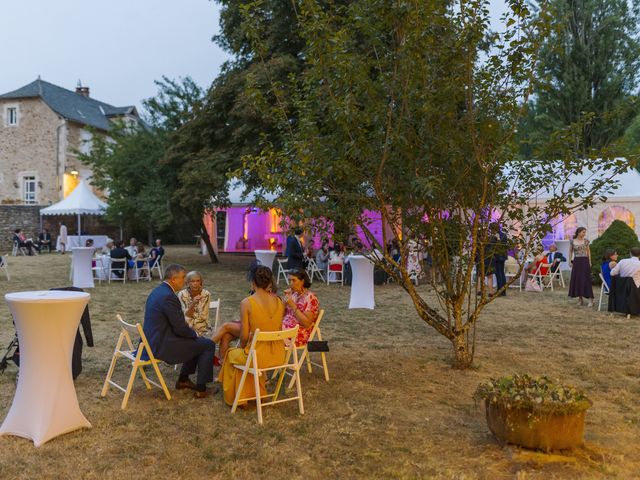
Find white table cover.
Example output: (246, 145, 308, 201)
(0, 290, 91, 446)
(255, 250, 277, 271)
(94, 255, 111, 280)
(349, 255, 375, 309)
(56, 235, 109, 251)
(71, 247, 95, 289)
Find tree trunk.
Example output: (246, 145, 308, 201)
(199, 218, 219, 264)
(451, 333, 473, 369)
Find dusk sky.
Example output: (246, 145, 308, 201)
(0, 1, 508, 113)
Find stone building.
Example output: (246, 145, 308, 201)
(0, 77, 140, 205)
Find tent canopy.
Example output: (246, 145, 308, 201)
(40, 180, 107, 216)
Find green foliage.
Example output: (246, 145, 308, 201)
(521, 0, 640, 154)
(235, 0, 634, 368)
(165, 0, 305, 210)
(80, 77, 205, 239)
(474, 374, 592, 416)
(590, 219, 640, 280)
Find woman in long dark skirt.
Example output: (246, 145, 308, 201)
(568, 227, 594, 307)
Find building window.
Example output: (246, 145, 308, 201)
(7, 107, 18, 126)
(23, 176, 37, 204)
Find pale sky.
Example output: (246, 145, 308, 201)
(0, 1, 508, 113)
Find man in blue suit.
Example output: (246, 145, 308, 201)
(143, 263, 217, 398)
(286, 227, 305, 270)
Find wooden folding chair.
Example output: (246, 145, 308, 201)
(109, 257, 127, 284)
(231, 326, 303, 425)
(101, 314, 171, 409)
(287, 309, 329, 389)
(277, 257, 290, 285)
(0, 255, 9, 280)
(598, 273, 610, 312)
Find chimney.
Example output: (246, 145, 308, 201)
(75, 80, 90, 97)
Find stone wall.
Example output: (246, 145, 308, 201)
(0, 98, 61, 205)
(0, 205, 120, 252)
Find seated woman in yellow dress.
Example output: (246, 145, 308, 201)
(218, 266, 285, 406)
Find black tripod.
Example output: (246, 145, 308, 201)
(0, 334, 19, 374)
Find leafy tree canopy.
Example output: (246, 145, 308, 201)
(521, 0, 640, 153)
(235, 0, 634, 368)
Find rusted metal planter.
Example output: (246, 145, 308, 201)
(485, 402, 588, 452)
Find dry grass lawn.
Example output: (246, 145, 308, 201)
(0, 246, 639, 479)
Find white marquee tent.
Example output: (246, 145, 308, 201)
(40, 180, 107, 242)
(537, 168, 640, 241)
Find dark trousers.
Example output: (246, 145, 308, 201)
(179, 337, 216, 386)
(494, 260, 506, 293)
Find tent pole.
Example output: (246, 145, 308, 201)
(77, 213, 82, 245)
(39, 214, 43, 233)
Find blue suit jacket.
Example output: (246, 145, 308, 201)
(143, 282, 198, 364)
(286, 236, 305, 270)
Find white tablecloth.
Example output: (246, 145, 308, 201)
(349, 255, 375, 309)
(71, 247, 95, 289)
(94, 255, 111, 280)
(0, 290, 91, 446)
(56, 235, 109, 251)
(255, 250, 277, 271)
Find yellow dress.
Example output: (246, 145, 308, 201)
(219, 295, 285, 406)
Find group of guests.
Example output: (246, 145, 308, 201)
(12, 228, 53, 255)
(143, 262, 320, 404)
(106, 237, 165, 278)
(601, 246, 640, 290)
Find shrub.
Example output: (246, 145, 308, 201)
(474, 374, 592, 416)
(590, 219, 640, 282)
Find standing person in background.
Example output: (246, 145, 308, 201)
(59, 222, 68, 254)
(490, 223, 508, 297)
(568, 227, 594, 307)
(286, 227, 305, 270)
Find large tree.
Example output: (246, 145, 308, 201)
(522, 0, 640, 153)
(80, 77, 206, 247)
(163, 0, 306, 236)
(236, 0, 632, 368)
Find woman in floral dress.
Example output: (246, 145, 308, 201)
(282, 269, 320, 346)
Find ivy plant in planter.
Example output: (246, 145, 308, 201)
(474, 374, 592, 451)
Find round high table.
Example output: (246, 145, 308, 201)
(71, 247, 95, 289)
(348, 255, 375, 309)
(0, 290, 91, 447)
(255, 250, 277, 271)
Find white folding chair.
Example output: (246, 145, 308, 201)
(598, 273, 610, 312)
(92, 256, 106, 284)
(327, 260, 344, 285)
(210, 298, 221, 332)
(548, 265, 565, 288)
(134, 258, 151, 282)
(286, 309, 329, 389)
(101, 314, 171, 410)
(109, 257, 127, 284)
(1, 255, 10, 280)
(306, 258, 325, 283)
(504, 257, 522, 291)
(527, 263, 554, 291)
(11, 240, 27, 256)
(151, 255, 164, 280)
(231, 326, 304, 425)
(277, 257, 290, 285)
